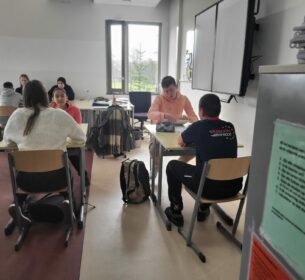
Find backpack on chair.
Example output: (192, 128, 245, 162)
(120, 159, 151, 204)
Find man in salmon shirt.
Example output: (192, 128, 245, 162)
(148, 76, 198, 175)
(148, 76, 198, 124)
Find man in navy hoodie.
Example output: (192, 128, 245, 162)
(165, 94, 243, 227)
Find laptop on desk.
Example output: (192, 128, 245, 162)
(92, 100, 111, 107)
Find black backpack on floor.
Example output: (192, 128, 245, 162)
(27, 194, 66, 223)
(120, 159, 151, 204)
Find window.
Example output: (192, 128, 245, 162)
(106, 20, 161, 94)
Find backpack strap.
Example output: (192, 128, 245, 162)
(126, 160, 138, 200)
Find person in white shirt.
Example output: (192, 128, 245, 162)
(4, 80, 86, 225)
(0, 82, 22, 108)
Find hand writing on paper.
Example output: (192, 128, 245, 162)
(164, 113, 176, 123)
(181, 115, 189, 121)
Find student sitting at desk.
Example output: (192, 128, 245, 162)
(165, 94, 243, 227)
(0, 82, 22, 108)
(148, 76, 198, 168)
(48, 77, 75, 101)
(50, 88, 81, 123)
(50, 87, 90, 186)
(15, 74, 29, 95)
(147, 76, 198, 124)
(4, 80, 85, 224)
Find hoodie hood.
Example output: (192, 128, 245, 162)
(162, 89, 182, 102)
(1, 88, 16, 97)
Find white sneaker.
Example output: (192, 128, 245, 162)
(61, 200, 74, 224)
(8, 204, 32, 227)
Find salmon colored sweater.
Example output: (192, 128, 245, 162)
(50, 102, 82, 124)
(147, 91, 198, 124)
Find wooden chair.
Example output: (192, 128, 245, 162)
(7, 150, 74, 251)
(178, 156, 251, 263)
(0, 105, 16, 127)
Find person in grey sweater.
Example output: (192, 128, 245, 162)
(0, 82, 22, 108)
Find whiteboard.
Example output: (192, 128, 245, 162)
(192, 5, 216, 91)
(212, 0, 249, 94)
(192, 0, 252, 96)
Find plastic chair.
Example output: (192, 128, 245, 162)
(178, 156, 251, 263)
(7, 150, 74, 251)
(129, 91, 151, 131)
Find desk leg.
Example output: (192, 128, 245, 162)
(78, 147, 86, 229)
(155, 145, 171, 231)
(150, 137, 157, 203)
(157, 144, 163, 206)
(132, 106, 134, 128)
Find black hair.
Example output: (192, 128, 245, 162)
(3, 81, 13, 89)
(23, 80, 49, 136)
(161, 76, 177, 89)
(199, 94, 221, 117)
(57, 77, 66, 85)
(52, 87, 67, 96)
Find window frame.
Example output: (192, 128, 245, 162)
(106, 20, 162, 95)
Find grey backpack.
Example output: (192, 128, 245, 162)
(120, 159, 151, 204)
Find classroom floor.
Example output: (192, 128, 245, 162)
(80, 135, 245, 280)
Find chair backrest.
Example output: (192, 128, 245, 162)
(129, 91, 151, 113)
(0, 106, 16, 117)
(206, 156, 251, 181)
(10, 150, 65, 173)
(0, 106, 16, 127)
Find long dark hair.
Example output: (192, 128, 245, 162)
(23, 80, 49, 136)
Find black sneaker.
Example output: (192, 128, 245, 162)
(165, 207, 184, 227)
(197, 207, 210, 222)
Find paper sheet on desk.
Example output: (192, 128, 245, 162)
(66, 138, 85, 145)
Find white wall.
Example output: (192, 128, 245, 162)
(167, 0, 180, 77)
(173, 0, 305, 156)
(0, 0, 169, 98)
(254, 0, 305, 66)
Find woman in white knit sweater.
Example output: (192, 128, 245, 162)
(4, 80, 86, 223)
(4, 80, 85, 151)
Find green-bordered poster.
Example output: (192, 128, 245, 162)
(260, 119, 305, 278)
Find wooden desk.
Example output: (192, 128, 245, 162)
(145, 124, 244, 230)
(73, 99, 134, 127)
(0, 123, 88, 151)
(0, 123, 88, 229)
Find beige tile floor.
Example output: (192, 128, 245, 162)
(80, 136, 246, 280)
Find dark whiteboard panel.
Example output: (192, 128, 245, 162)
(212, 0, 248, 94)
(192, 0, 254, 96)
(192, 5, 217, 92)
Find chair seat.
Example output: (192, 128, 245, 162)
(134, 112, 148, 119)
(185, 187, 245, 204)
(17, 187, 68, 194)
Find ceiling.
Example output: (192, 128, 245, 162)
(93, 0, 162, 7)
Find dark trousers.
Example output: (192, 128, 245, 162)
(68, 150, 88, 179)
(166, 160, 243, 212)
(69, 154, 81, 175)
